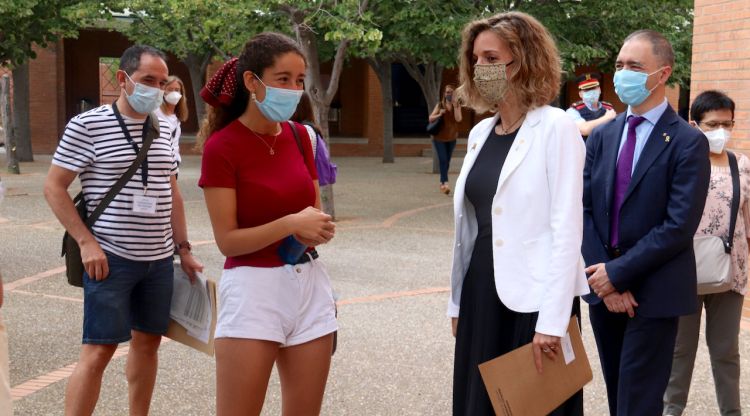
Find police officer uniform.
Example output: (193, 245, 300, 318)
(567, 73, 614, 122)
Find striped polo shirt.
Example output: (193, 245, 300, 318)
(52, 105, 178, 261)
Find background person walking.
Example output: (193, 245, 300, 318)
(155, 75, 189, 168)
(428, 84, 462, 195)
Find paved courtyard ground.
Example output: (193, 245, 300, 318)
(0, 154, 748, 415)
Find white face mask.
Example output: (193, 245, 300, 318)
(164, 91, 182, 105)
(703, 128, 730, 154)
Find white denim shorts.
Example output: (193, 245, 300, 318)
(215, 258, 337, 347)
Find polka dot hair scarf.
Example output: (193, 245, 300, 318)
(200, 57, 239, 108)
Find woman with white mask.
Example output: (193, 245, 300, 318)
(155, 75, 189, 167)
(664, 90, 749, 416)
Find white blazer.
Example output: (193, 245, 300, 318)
(447, 105, 590, 337)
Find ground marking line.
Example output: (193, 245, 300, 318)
(11, 339, 172, 401)
(336, 287, 450, 306)
(11, 290, 82, 303)
(7, 287, 453, 402)
(11, 345, 130, 401)
(5, 266, 66, 291)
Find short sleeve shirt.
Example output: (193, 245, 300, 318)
(199, 120, 318, 268)
(52, 105, 178, 261)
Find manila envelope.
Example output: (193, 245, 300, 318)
(165, 278, 218, 356)
(478, 317, 592, 416)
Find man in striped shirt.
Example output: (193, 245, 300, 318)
(44, 45, 203, 415)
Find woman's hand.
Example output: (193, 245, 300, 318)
(532, 332, 561, 374)
(451, 318, 458, 337)
(291, 206, 335, 245)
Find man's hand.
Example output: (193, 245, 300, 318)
(602, 291, 639, 317)
(80, 239, 109, 281)
(532, 332, 561, 374)
(604, 108, 617, 120)
(451, 318, 458, 337)
(179, 252, 204, 284)
(585, 263, 616, 298)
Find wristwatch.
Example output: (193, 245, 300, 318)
(175, 240, 192, 253)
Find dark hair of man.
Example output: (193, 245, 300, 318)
(624, 29, 675, 68)
(119, 45, 167, 75)
(690, 90, 735, 124)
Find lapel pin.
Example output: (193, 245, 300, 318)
(665, 135, 671, 143)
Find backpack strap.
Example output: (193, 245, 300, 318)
(725, 151, 740, 253)
(287, 120, 316, 161)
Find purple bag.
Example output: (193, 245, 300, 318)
(313, 133, 337, 186)
(288, 121, 338, 186)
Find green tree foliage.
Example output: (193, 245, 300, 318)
(271, 0, 381, 138)
(120, 0, 271, 125)
(0, 0, 101, 67)
(269, 0, 381, 216)
(488, 0, 694, 87)
(365, 1, 480, 162)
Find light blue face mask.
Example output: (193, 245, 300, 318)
(124, 73, 164, 114)
(253, 75, 304, 122)
(613, 68, 663, 107)
(581, 89, 600, 108)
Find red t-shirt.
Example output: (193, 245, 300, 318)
(199, 120, 318, 268)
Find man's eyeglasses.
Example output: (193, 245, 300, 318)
(700, 120, 735, 130)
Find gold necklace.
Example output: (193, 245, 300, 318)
(497, 113, 526, 134)
(249, 128, 279, 155)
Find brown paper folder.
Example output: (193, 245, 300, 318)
(478, 317, 592, 416)
(165, 278, 217, 356)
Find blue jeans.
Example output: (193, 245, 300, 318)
(82, 252, 174, 344)
(433, 140, 457, 184)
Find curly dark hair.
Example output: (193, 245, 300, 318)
(197, 32, 306, 150)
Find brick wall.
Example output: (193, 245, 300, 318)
(691, 0, 750, 151)
(29, 44, 62, 153)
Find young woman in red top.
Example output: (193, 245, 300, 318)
(198, 32, 337, 416)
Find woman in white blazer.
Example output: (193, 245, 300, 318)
(449, 12, 590, 416)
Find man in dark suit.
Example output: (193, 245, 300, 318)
(582, 30, 711, 416)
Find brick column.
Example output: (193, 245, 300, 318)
(29, 44, 62, 153)
(364, 65, 383, 156)
(691, 0, 750, 150)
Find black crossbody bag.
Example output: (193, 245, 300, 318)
(61, 104, 160, 287)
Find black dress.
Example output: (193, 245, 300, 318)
(452, 127, 583, 416)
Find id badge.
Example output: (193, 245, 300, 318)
(133, 191, 157, 214)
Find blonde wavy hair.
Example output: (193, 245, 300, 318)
(456, 12, 562, 114)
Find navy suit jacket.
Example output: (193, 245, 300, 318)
(582, 105, 711, 318)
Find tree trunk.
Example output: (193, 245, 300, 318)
(400, 60, 442, 171)
(183, 53, 211, 130)
(1, 75, 20, 174)
(287, 9, 354, 218)
(12, 63, 32, 161)
(400, 60, 443, 115)
(368, 59, 394, 163)
(313, 104, 335, 218)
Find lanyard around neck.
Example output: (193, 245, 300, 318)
(112, 101, 150, 191)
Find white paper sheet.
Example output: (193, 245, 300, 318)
(561, 330, 575, 365)
(170, 268, 212, 343)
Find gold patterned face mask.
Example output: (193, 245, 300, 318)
(473, 62, 512, 104)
